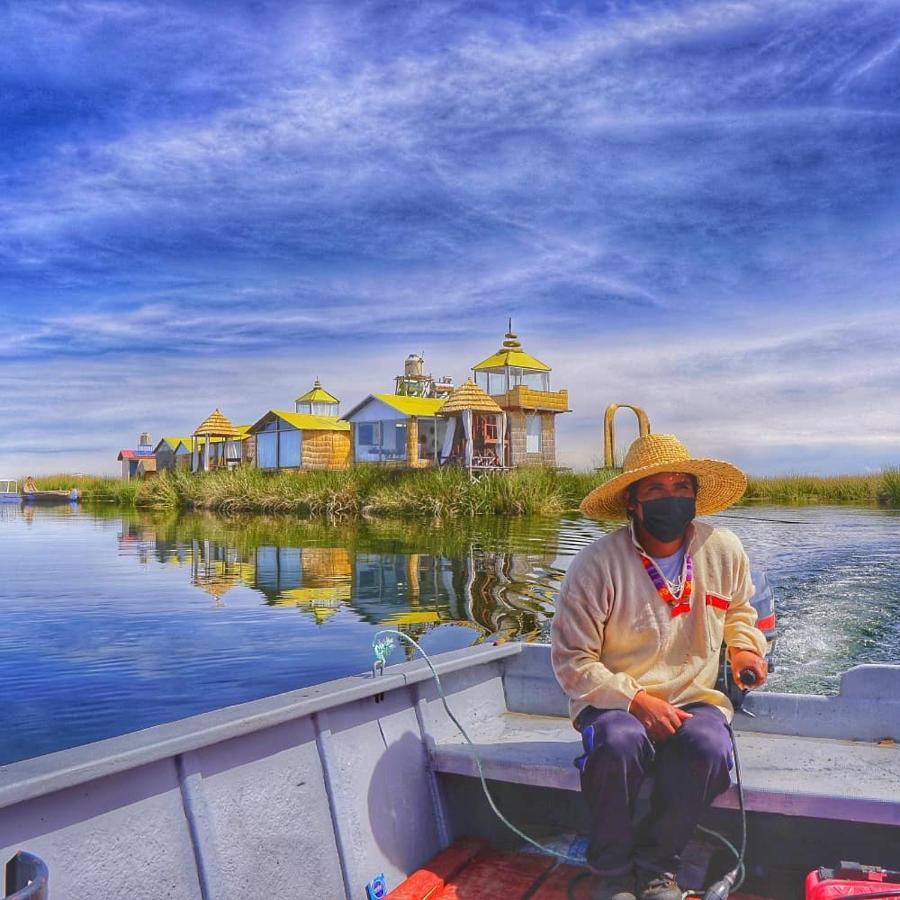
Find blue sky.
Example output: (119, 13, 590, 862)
(1, 0, 899, 475)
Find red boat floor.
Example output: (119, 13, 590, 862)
(386, 839, 773, 899)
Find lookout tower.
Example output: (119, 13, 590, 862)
(295, 379, 340, 417)
(471, 321, 569, 467)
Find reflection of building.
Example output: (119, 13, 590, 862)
(116, 513, 563, 639)
(247, 545, 352, 623)
(191, 539, 251, 604)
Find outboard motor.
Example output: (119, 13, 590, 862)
(715, 568, 777, 711)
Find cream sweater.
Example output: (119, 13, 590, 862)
(551, 521, 767, 724)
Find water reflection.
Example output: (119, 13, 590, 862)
(2, 503, 897, 763)
(116, 511, 568, 643)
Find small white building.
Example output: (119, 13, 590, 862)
(343, 394, 447, 466)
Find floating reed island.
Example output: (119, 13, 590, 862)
(31, 466, 900, 519)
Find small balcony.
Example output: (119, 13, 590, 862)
(494, 386, 569, 412)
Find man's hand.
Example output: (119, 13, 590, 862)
(729, 648, 768, 688)
(628, 691, 692, 743)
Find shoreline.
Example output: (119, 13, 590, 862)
(31, 466, 900, 518)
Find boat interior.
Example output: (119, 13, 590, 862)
(0, 643, 896, 899)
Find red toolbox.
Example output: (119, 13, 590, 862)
(806, 862, 900, 898)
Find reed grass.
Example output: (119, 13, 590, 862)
(30, 474, 141, 505)
(742, 473, 888, 504)
(134, 465, 619, 518)
(31, 466, 900, 518)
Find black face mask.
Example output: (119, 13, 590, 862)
(636, 496, 696, 543)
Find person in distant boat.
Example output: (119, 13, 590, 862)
(551, 434, 768, 900)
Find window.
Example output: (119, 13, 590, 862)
(522, 372, 549, 391)
(526, 415, 542, 454)
(358, 422, 380, 446)
(278, 428, 301, 468)
(487, 372, 507, 395)
(257, 432, 277, 469)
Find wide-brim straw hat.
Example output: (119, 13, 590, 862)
(581, 433, 747, 520)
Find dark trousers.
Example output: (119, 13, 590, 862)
(575, 703, 733, 876)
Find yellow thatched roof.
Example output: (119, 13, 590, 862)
(472, 326, 550, 372)
(440, 379, 503, 415)
(193, 409, 240, 438)
(295, 379, 339, 405)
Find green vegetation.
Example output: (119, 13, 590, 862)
(31, 474, 141, 505)
(33, 466, 900, 518)
(133, 466, 617, 518)
(742, 472, 900, 505)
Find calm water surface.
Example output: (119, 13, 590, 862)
(0, 504, 897, 763)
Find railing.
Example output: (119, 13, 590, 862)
(5, 851, 48, 899)
(495, 387, 569, 411)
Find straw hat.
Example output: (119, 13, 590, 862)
(581, 433, 747, 520)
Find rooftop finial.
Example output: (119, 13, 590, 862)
(501, 318, 521, 351)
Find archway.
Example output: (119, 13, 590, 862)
(603, 403, 650, 468)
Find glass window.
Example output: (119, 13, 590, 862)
(257, 432, 277, 469)
(474, 371, 488, 390)
(526, 414, 542, 454)
(358, 422, 379, 446)
(278, 428, 301, 468)
(521, 371, 549, 390)
(487, 371, 507, 395)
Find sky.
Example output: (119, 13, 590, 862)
(1, 0, 899, 476)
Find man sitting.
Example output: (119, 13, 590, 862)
(551, 434, 767, 900)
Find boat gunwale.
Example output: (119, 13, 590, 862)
(0, 642, 521, 811)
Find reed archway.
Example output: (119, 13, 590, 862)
(603, 404, 650, 468)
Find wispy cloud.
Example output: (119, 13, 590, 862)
(1, 0, 898, 473)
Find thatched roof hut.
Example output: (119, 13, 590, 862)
(192, 409, 244, 472)
(440, 380, 507, 472)
(440, 380, 502, 415)
(193, 409, 240, 439)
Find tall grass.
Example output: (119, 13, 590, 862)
(135, 465, 621, 518)
(30, 474, 141, 505)
(31, 466, 900, 519)
(743, 473, 887, 504)
(879, 467, 900, 506)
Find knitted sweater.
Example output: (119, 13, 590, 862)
(550, 521, 767, 724)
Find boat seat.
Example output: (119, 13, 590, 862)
(429, 711, 900, 826)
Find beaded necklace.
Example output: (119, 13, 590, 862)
(631, 524, 694, 618)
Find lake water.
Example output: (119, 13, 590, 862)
(0, 503, 897, 764)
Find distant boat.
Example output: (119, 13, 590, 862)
(0, 479, 20, 504)
(21, 476, 79, 504)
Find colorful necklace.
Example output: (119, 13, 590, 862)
(630, 524, 694, 617)
(639, 552, 693, 617)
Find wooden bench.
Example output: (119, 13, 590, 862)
(427, 652, 900, 828)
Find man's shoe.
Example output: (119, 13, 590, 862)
(588, 872, 637, 900)
(635, 870, 682, 900)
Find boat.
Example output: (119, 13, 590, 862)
(0, 480, 20, 504)
(0, 643, 895, 899)
(20, 476, 79, 504)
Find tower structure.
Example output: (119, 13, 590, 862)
(295, 379, 340, 417)
(471, 321, 569, 467)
